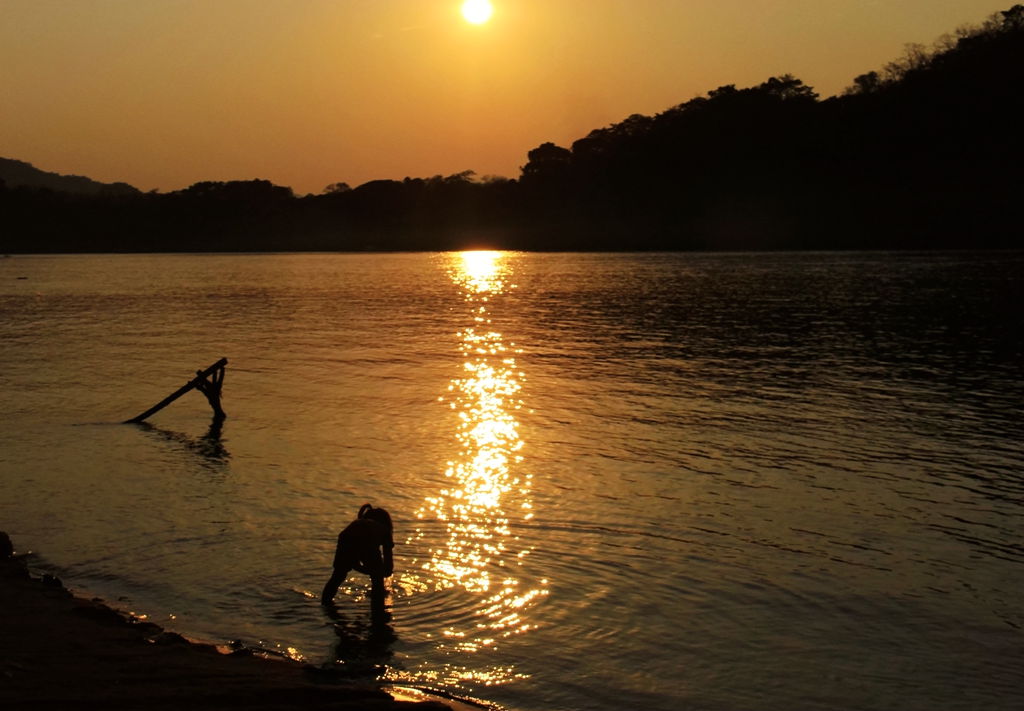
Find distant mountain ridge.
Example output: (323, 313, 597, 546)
(0, 157, 139, 196)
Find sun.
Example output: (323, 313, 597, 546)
(461, 0, 494, 25)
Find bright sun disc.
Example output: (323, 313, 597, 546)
(461, 0, 493, 25)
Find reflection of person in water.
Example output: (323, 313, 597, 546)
(321, 504, 394, 606)
(323, 602, 396, 675)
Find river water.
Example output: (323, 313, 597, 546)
(0, 251, 1022, 711)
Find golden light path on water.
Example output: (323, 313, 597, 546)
(392, 251, 547, 692)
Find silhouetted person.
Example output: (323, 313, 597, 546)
(195, 364, 226, 420)
(321, 504, 394, 606)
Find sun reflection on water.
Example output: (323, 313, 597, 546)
(400, 251, 547, 692)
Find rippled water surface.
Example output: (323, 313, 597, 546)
(1, 251, 1022, 711)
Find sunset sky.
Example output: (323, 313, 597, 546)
(0, 1, 1010, 195)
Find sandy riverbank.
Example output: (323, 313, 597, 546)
(0, 532, 459, 710)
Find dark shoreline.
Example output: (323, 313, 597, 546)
(0, 532, 460, 710)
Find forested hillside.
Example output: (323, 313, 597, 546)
(3, 6, 1021, 253)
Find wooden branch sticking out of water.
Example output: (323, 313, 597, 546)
(124, 358, 228, 424)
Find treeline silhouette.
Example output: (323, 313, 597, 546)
(2, 6, 1021, 253)
(0, 157, 139, 197)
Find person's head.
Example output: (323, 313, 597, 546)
(358, 503, 393, 533)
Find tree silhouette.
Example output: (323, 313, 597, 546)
(2, 5, 1022, 253)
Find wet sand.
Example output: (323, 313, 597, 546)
(0, 533, 454, 711)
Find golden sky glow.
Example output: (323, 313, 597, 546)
(0, 1, 1009, 194)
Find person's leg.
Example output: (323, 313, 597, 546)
(360, 546, 387, 606)
(370, 573, 387, 617)
(321, 567, 349, 604)
(370, 573, 386, 599)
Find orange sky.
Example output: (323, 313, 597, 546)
(0, 1, 1010, 195)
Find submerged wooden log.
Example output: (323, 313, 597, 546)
(124, 358, 228, 424)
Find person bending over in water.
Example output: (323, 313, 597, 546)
(321, 503, 394, 605)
